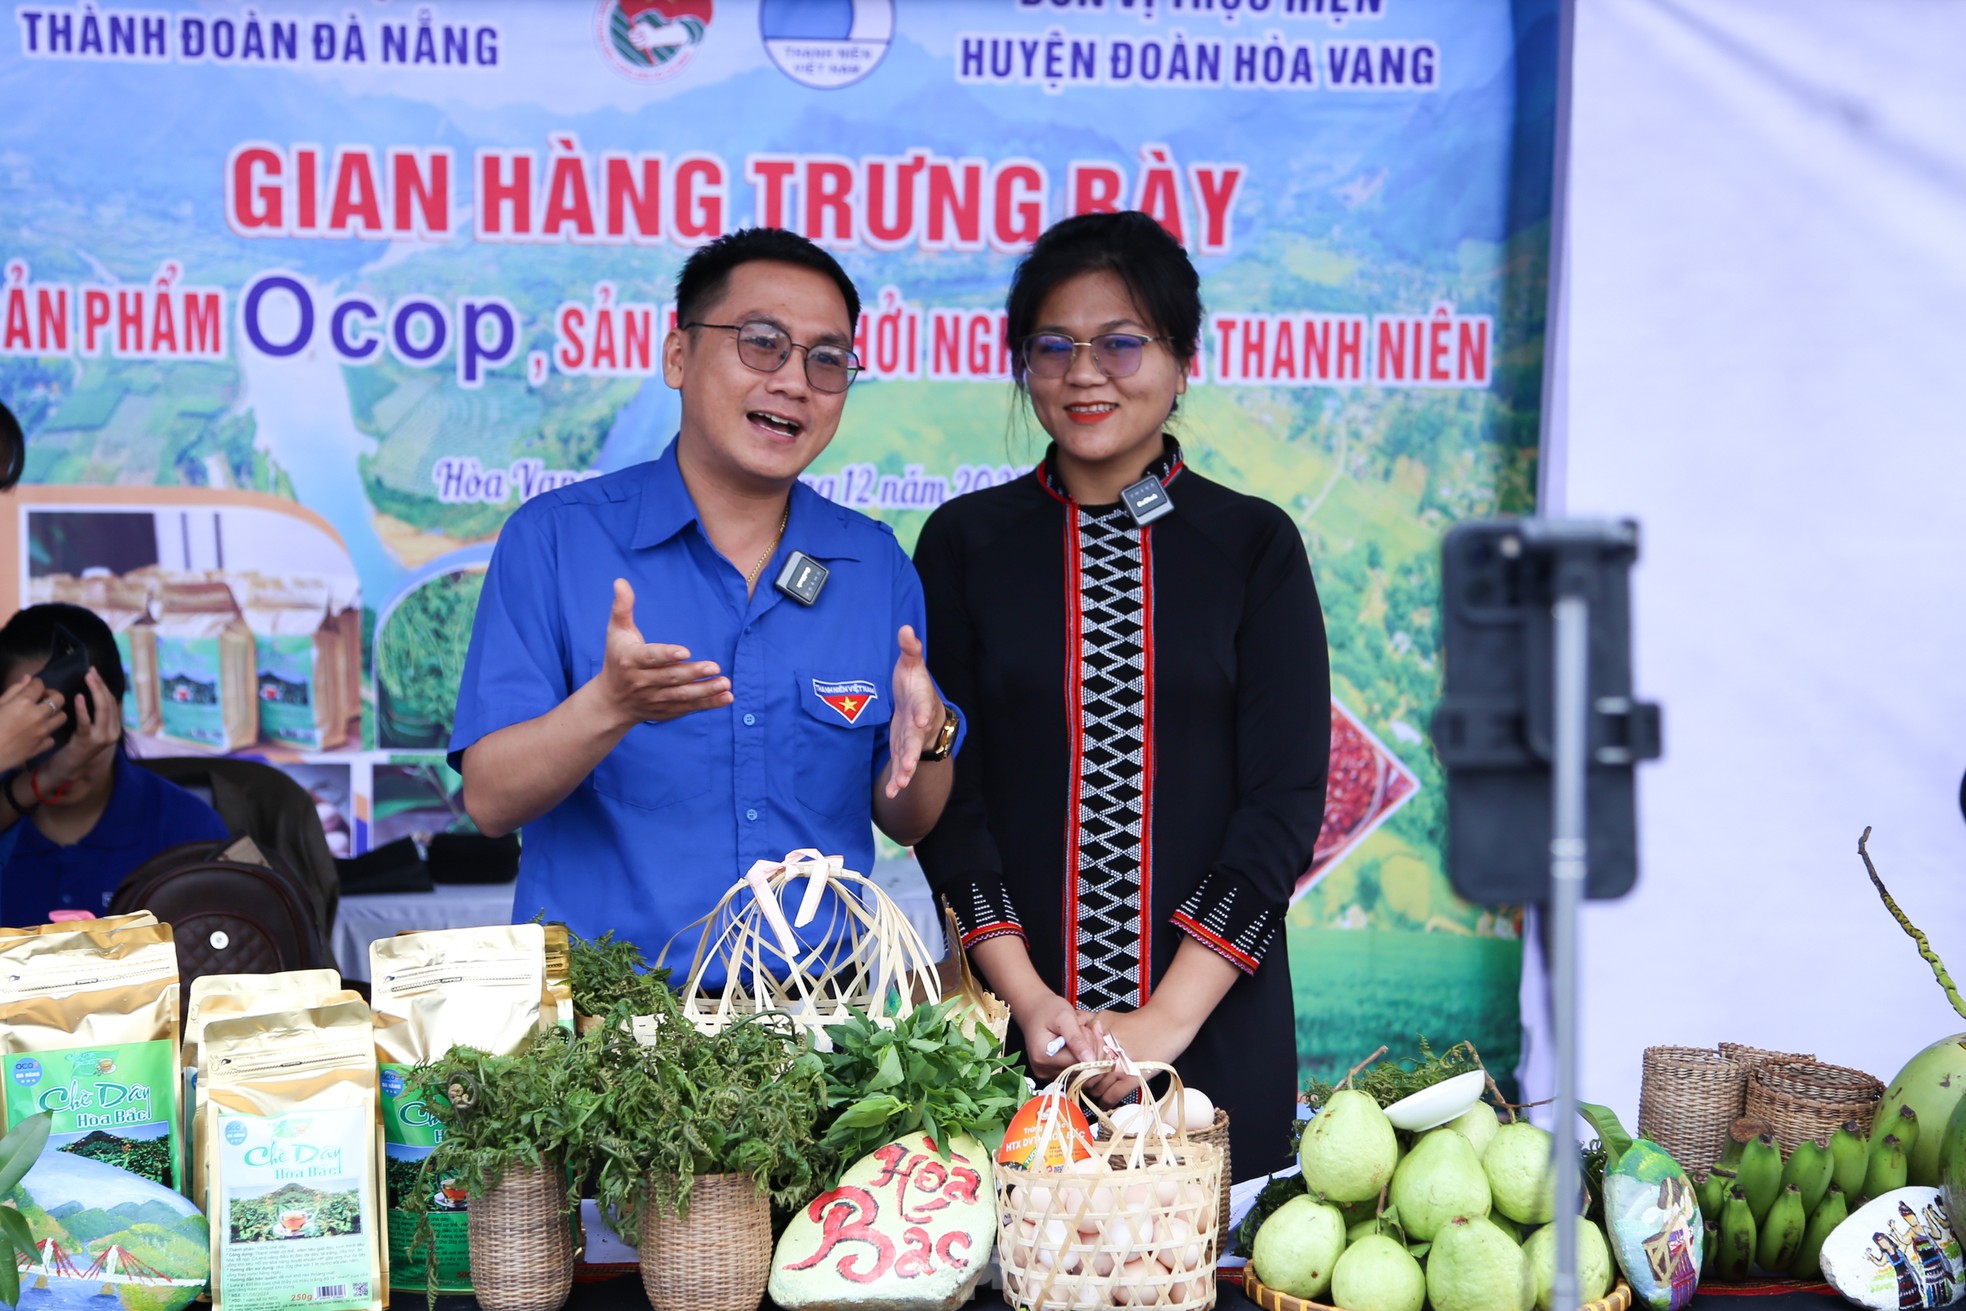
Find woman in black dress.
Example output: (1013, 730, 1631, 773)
(913, 211, 1330, 1174)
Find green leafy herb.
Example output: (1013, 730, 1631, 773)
(814, 1001, 1028, 1182)
(1301, 1036, 1481, 1111)
(562, 925, 672, 1021)
(1234, 1171, 1309, 1257)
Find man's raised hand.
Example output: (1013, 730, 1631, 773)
(597, 579, 732, 725)
(883, 623, 944, 798)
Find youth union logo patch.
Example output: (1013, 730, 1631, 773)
(760, 0, 893, 90)
(596, 0, 713, 83)
(812, 679, 878, 724)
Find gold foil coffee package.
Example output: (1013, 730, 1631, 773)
(183, 969, 347, 1207)
(203, 999, 384, 1311)
(370, 925, 544, 1294)
(239, 583, 348, 751)
(153, 579, 257, 751)
(541, 923, 573, 1034)
(0, 920, 184, 1191)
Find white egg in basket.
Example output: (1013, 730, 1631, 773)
(1381, 1068, 1487, 1131)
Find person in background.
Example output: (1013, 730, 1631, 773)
(0, 603, 228, 924)
(912, 211, 1329, 1174)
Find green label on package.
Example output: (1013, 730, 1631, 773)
(216, 1104, 377, 1311)
(379, 1062, 470, 1292)
(4, 1039, 180, 1191)
(157, 637, 227, 746)
(257, 634, 322, 747)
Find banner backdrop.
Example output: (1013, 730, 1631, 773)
(0, 0, 1554, 1083)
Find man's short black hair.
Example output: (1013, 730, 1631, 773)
(1005, 211, 1202, 385)
(673, 228, 861, 332)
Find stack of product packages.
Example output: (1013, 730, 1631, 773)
(0, 912, 564, 1311)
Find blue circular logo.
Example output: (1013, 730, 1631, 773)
(224, 1120, 248, 1146)
(760, 0, 893, 90)
(11, 1059, 40, 1088)
(380, 1069, 405, 1098)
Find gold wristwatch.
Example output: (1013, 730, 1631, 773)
(920, 705, 960, 762)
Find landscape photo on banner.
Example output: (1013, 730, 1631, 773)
(0, 0, 1556, 1084)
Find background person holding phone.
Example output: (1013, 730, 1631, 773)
(0, 603, 227, 924)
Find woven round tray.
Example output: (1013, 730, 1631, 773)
(1637, 1046, 1747, 1177)
(466, 1158, 574, 1311)
(1244, 1270, 1633, 1311)
(1746, 1060, 1884, 1152)
(639, 1172, 772, 1311)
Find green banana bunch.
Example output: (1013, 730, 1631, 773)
(1862, 1133, 1908, 1203)
(1874, 1103, 1918, 1161)
(1697, 1169, 1729, 1223)
(1782, 1136, 1834, 1216)
(1830, 1120, 1869, 1198)
(1717, 1185, 1758, 1282)
(1756, 1183, 1807, 1274)
(1717, 1131, 1748, 1171)
(1738, 1132, 1784, 1224)
(1792, 1185, 1848, 1282)
(1702, 1223, 1717, 1275)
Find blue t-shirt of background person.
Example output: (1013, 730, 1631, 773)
(0, 751, 228, 926)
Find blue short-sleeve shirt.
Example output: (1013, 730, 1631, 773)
(449, 439, 957, 964)
(0, 752, 229, 926)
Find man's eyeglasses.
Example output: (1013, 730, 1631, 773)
(684, 321, 863, 393)
(1019, 332, 1170, 380)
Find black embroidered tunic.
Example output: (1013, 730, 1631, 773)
(914, 441, 1330, 1174)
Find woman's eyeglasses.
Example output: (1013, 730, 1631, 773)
(1019, 332, 1170, 380)
(685, 321, 863, 393)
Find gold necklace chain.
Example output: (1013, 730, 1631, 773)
(745, 501, 792, 589)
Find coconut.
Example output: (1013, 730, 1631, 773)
(1877, 1033, 1966, 1186)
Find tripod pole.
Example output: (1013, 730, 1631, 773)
(1549, 588, 1590, 1311)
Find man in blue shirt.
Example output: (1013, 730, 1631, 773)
(451, 228, 960, 961)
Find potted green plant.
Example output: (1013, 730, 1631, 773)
(404, 1028, 593, 1311)
(583, 995, 828, 1311)
(0, 1112, 52, 1309)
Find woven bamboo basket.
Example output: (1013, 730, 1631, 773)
(662, 849, 944, 1043)
(1718, 1042, 1816, 1073)
(1745, 1059, 1884, 1152)
(638, 1172, 772, 1311)
(997, 1061, 1223, 1311)
(466, 1158, 574, 1311)
(1636, 1046, 1747, 1177)
(1187, 1107, 1232, 1241)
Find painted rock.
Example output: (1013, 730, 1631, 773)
(769, 1132, 995, 1311)
(1603, 1137, 1704, 1311)
(6, 1144, 210, 1311)
(1820, 1187, 1964, 1310)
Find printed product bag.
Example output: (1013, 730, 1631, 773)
(541, 922, 573, 1034)
(203, 999, 384, 1311)
(0, 919, 184, 1191)
(183, 969, 348, 1207)
(153, 579, 257, 751)
(370, 924, 544, 1294)
(240, 583, 347, 750)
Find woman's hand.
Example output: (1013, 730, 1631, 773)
(1083, 1005, 1201, 1105)
(1010, 986, 1103, 1084)
(0, 676, 63, 773)
(37, 670, 119, 797)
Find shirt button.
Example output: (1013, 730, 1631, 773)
(743, 713, 756, 726)
(746, 808, 759, 822)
